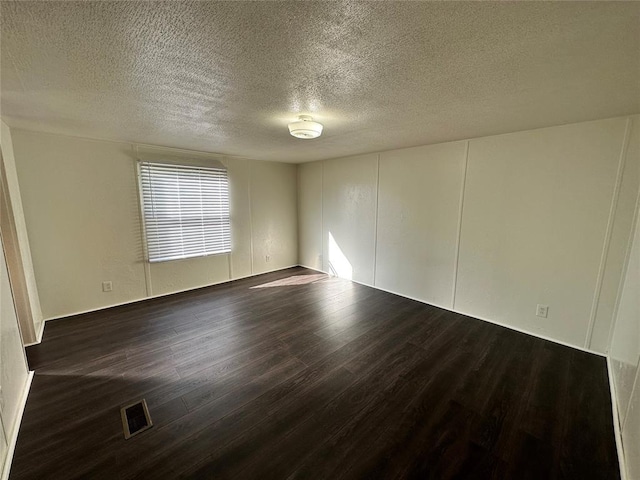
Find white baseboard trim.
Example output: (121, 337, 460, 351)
(42, 265, 299, 323)
(297, 265, 605, 357)
(607, 357, 627, 480)
(14, 265, 623, 476)
(298, 263, 323, 272)
(300, 264, 623, 475)
(449, 308, 604, 357)
(1, 371, 34, 480)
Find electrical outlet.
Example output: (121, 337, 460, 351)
(265, 255, 270, 263)
(536, 304, 549, 318)
(102, 281, 113, 292)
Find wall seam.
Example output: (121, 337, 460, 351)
(41, 265, 300, 322)
(606, 119, 640, 354)
(320, 161, 324, 271)
(224, 158, 233, 281)
(296, 165, 301, 266)
(622, 364, 640, 435)
(0, 410, 7, 448)
(133, 145, 153, 297)
(613, 161, 640, 432)
(607, 357, 628, 480)
(301, 262, 606, 357)
(585, 118, 632, 349)
(452, 140, 470, 310)
(248, 160, 254, 275)
(372, 154, 381, 286)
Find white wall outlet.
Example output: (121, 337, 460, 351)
(536, 304, 549, 318)
(265, 255, 270, 263)
(102, 281, 113, 292)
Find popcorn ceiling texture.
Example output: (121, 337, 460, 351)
(1, 1, 638, 163)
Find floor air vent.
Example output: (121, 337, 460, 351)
(120, 399, 153, 439)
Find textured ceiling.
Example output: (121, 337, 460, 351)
(1, 1, 639, 163)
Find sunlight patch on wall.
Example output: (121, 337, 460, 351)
(328, 232, 352, 280)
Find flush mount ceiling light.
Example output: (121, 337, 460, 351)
(288, 115, 323, 139)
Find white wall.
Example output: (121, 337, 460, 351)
(0, 213, 30, 479)
(592, 116, 640, 354)
(609, 122, 640, 480)
(457, 118, 627, 349)
(322, 154, 378, 284)
(610, 214, 640, 480)
(9, 129, 298, 319)
(3, 114, 638, 476)
(376, 142, 467, 309)
(299, 116, 639, 354)
(250, 160, 298, 275)
(297, 161, 322, 271)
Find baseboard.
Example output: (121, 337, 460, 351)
(43, 265, 299, 322)
(607, 357, 628, 480)
(1, 371, 34, 480)
(298, 263, 324, 272)
(300, 264, 622, 475)
(13, 265, 623, 477)
(449, 308, 604, 357)
(297, 265, 605, 357)
(19, 264, 622, 477)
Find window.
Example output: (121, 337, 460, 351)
(139, 161, 231, 262)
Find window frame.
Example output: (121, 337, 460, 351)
(137, 160, 232, 263)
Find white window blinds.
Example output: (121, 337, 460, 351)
(139, 161, 231, 262)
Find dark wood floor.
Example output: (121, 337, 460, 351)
(12, 267, 619, 479)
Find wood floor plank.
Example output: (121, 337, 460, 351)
(226, 342, 430, 480)
(11, 267, 620, 480)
